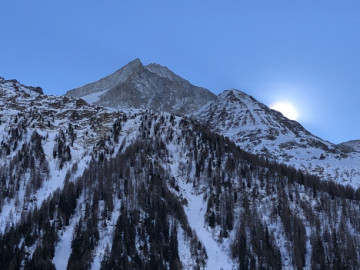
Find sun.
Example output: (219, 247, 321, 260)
(270, 101, 298, 120)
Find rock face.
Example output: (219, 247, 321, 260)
(65, 58, 216, 115)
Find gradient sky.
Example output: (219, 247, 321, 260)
(1, 1, 359, 143)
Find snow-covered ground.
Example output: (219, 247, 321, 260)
(90, 199, 121, 270)
(81, 89, 109, 105)
(166, 126, 236, 270)
(1, 75, 360, 269)
(195, 89, 360, 188)
(180, 179, 235, 270)
(53, 201, 83, 270)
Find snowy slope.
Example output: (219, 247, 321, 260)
(1, 71, 360, 269)
(194, 89, 360, 187)
(1, 77, 212, 269)
(0, 77, 129, 233)
(65, 61, 360, 187)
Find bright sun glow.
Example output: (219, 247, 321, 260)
(270, 101, 299, 120)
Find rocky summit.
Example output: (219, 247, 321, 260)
(65, 59, 216, 115)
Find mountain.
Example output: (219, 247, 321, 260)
(194, 89, 360, 186)
(66, 60, 360, 186)
(1, 68, 360, 269)
(338, 140, 360, 152)
(65, 59, 216, 115)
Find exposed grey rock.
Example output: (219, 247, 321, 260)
(65, 59, 216, 115)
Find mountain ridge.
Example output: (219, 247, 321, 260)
(194, 88, 360, 185)
(65, 59, 216, 115)
(64, 59, 360, 185)
(1, 64, 360, 269)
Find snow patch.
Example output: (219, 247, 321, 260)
(53, 200, 84, 269)
(81, 89, 109, 105)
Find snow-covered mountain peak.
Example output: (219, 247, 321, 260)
(196, 88, 300, 134)
(216, 89, 261, 109)
(194, 88, 360, 185)
(222, 88, 249, 97)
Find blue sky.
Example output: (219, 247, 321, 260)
(1, 1, 359, 143)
